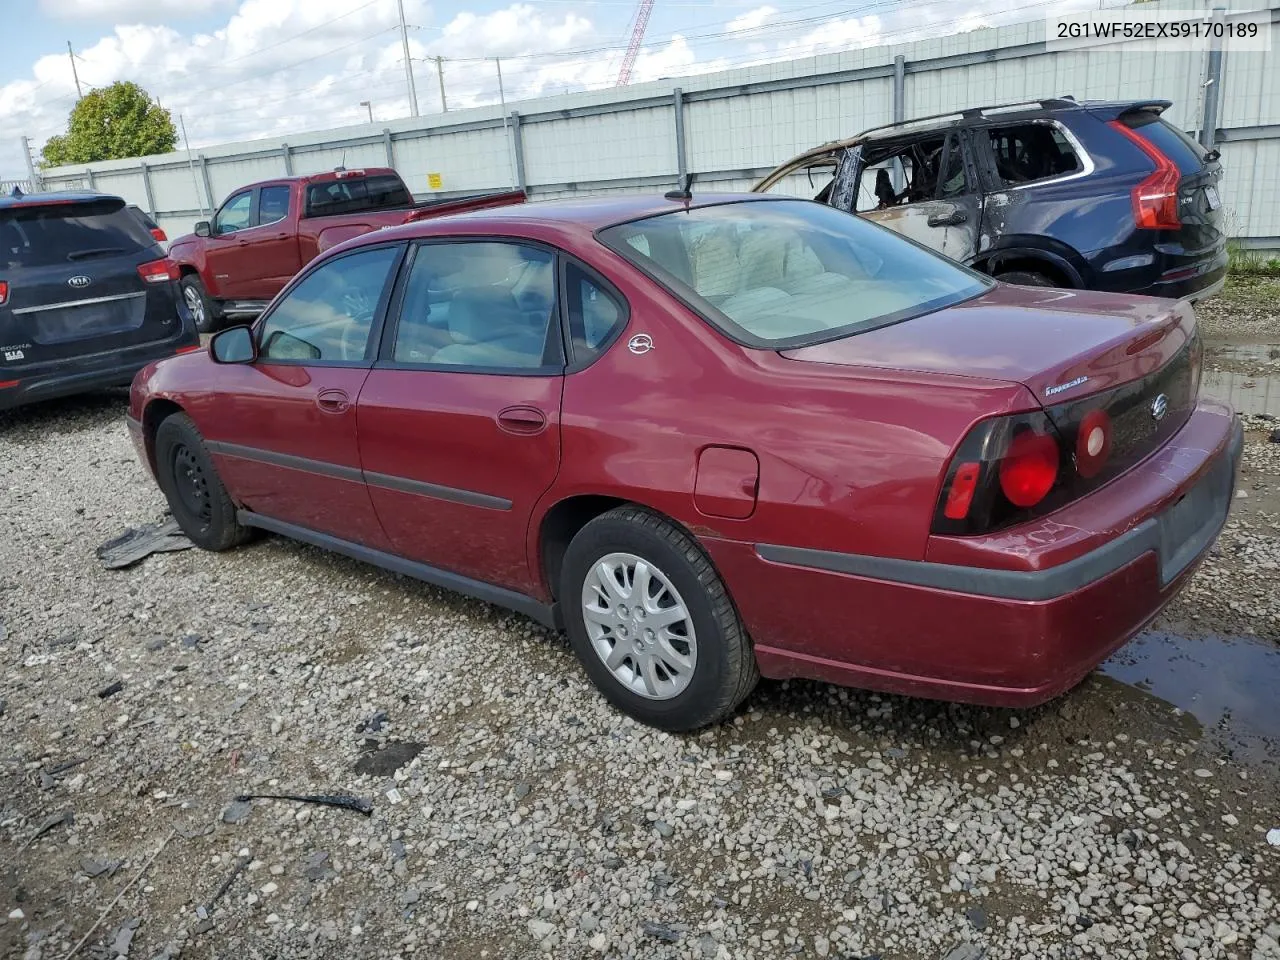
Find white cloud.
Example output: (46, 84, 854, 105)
(727, 6, 777, 34)
(39, 0, 235, 20)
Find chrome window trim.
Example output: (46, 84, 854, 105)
(11, 292, 147, 315)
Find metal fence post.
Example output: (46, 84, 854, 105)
(383, 128, 395, 168)
(892, 55, 907, 191)
(510, 112, 527, 192)
(281, 143, 294, 175)
(1199, 7, 1226, 149)
(85, 168, 96, 190)
(140, 161, 157, 218)
(20, 136, 41, 190)
(197, 155, 215, 215)
(673, 87, 688, 187)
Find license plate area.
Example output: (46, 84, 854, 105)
(1204, 185, 1221, 210)
(1156, 452, 1231, 585)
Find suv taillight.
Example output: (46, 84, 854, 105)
(1109, 120, 1181, 230)
(150, 227, 168, 243)
(0, 280, 8, 305)
(138, 258, 179, 284)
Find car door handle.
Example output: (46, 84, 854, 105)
(497, 405, 547, 435)
(928, 210, 968, 227)
(316, 389, 350, 414)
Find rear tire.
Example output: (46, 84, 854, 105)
(560, 505, 758, 731)
(154, 413, 250, 552)
(996, 269, 1055, 288)
(180, 275, 217, 334)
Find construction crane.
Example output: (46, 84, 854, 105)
(616, 0, 655, 86)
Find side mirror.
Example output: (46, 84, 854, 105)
(210, 325, 256, 364)
(195, 221, 211, 238)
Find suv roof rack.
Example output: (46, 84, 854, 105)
(858, 96, 1079, 140)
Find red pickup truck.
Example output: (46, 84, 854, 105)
(168, 167, 525, 332)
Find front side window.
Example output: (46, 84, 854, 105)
(391, 242, 559, 370)
(854, 136, 946, 212)
(986, 123, 1081, 185)
(215, 191, 253, 234)
(258, 246, 400, 362)
(599, 199, 991, 349)
(258, 186, 291, 226)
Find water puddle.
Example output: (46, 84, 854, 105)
(1209, 343, 1280, 364)
(1101, 630, 1280, 764)
(1201, 368, 1280, 417)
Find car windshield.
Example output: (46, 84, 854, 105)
(598, 199, 992, 348)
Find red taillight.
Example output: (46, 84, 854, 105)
(0, 280, 8, 305)
(0, 379, 19, 389)
(1109, 120, 1181, 230)
(943, 462, 981, 520)
(151, 227, 168, 242)
(174, 344, 202, 354)
(998, 429, 1060, 508)
(1074, 408, 1112, 479)
(138, 258, 180, 284)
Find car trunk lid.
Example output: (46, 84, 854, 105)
(781, 283, 1200, 469)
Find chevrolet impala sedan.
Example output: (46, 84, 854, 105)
(126, 193, 1242, 731)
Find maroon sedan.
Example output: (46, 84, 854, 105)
(127, 193, 1241, 731)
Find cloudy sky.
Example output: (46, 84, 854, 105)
(1, 0, 1100, 179)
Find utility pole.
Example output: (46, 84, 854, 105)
(67, 41, 83, 100)
(494, 58, 515, 189)
(178, 114, 206, 218)
(434, 56, 448, 112)
(360, 100, 374, 124)
(396, 0, 419, 117)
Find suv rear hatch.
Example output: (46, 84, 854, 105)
(0, 196, 181, 371)
(782, 283, 1202, 534)
(1105, 103, 1225, 281)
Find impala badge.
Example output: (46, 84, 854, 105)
(67, 275, 92, 288)
(1045, 375, 1088, 397)
(628, 333, 654, 355)
(1151, 393, 1169, 421)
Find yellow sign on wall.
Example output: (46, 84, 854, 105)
(427, 173, 443, 190)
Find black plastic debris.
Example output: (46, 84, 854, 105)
(234, 793, 373, 816)
(96, 519, 193, 570)
(20, 810, 74, 851)
(356, 710, 390, 734)
(353, 741, 423, 777)
(641, 921, 682, 943)
(81, 857, 123, 879)
(196, 854, 251, 921)
(303, 851, 335, 881)
(221, 799, 252, 825)
(98, 681, 124, 699)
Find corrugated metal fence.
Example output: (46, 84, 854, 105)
(32, 0, 1280, 247)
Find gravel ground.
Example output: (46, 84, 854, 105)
(3, 282, 1280, 960)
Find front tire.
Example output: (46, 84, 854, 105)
(180, 275, 217, 334)
(996, 269, 1054, 288)
(154, 413, 250, 551)
(561, 506, 758, 731)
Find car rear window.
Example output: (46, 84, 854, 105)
(304, 175, 412, 217)
(598, 199, 992, 349)
(0, 197, 154, 270)
(1121, 112, 1209, 175)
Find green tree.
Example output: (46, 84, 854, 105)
(41, 81, 176, 168)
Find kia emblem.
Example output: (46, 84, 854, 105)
(67, 275, 92, 288)
(1151, 393, 1169, 421)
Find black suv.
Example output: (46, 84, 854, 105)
(0, 190, 197, 411)
(753, 98, 1226, 301)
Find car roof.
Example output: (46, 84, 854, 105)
(0, 189, 124, 210)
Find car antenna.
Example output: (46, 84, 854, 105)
(664, 173, 693, 202)
(336, 149, 347, 173)
(10, 185, 23, 198)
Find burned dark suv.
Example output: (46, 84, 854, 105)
(1, 190, 198, 411)
(753, 98, 1226, 301)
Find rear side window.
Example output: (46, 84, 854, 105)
(305, 175, 411, 218)
(0, 198, 154, 269)
(258, 186, 291, 225)
(1121, 113, 1208, 175)
(986, 123, 1081, 185)
(565, 262, 626, 359)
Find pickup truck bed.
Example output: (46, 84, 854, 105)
(167, 167, 526, 331)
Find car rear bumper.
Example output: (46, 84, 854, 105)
(1094, 243, 1228, 302)
(703, 401, 1242, 707)
(0, 330, 200, 412)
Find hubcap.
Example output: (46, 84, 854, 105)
(172, 443, 211, 525)
(183, 286, 205, 325)
(581, 552, 696, 700)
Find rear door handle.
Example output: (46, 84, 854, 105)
(928, 210, 968, 227)
(497, 405, 547, 435)
(316, 389, 350, 414)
